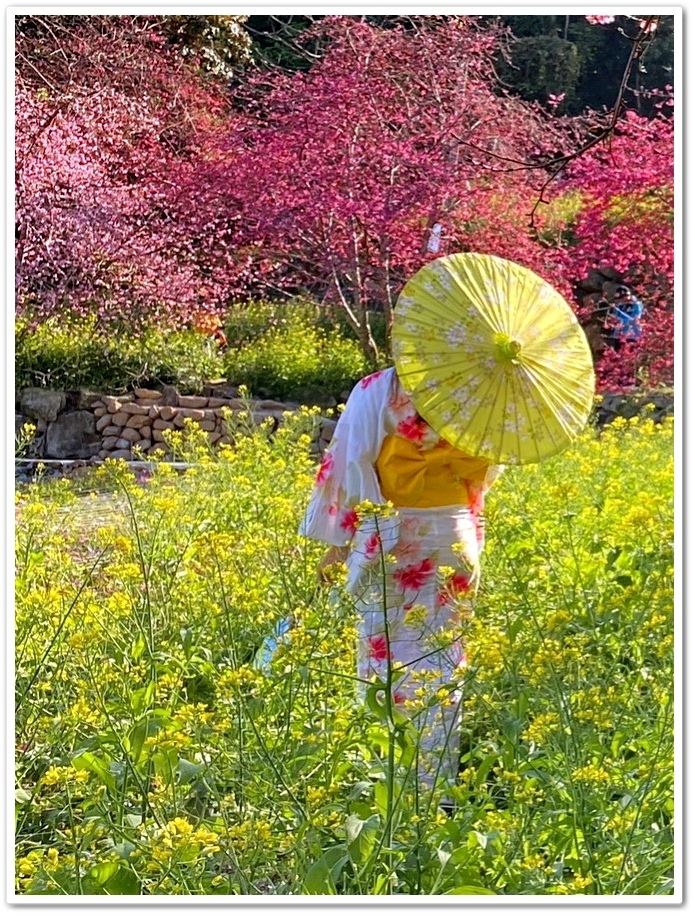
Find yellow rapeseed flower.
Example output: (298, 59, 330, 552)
(41, 766, 69, 787)
(67, 697, 101, 727)
(571, 764, 611, 784)
(523, 711, 561, 744)
(521, 853, 545, 871)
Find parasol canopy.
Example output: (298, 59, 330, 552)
(392, 252, 595, 465)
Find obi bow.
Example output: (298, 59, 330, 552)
(375, 434, 490, 508)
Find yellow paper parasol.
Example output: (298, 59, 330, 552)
(392, 252, 595, 465)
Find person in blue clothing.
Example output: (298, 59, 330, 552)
(606, 285, 644, 352)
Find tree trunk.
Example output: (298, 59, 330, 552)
(358, 310, 380, 366)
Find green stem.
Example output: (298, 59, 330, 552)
(15, 546, 111, 713)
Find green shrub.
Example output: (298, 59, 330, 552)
(15, 318, 225, 394)
(224, 299, 322, 346)
(15, 299, 379, 402)
(225, 297, 389, 362)
(225, 315, 372, 401)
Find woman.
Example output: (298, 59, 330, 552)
(299, 366, 502, 789)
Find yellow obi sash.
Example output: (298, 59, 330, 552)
(375, 434, 490, 509)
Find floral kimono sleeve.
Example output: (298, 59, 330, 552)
(299, 371, 390, 547)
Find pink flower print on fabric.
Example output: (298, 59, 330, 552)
(400, 516, 430, 537)
(340, 508, 359, 535)
(364, 532, 382, 560)
(368, 634, 390, 662)
(397, 413, 429, 443)
(392, 537, 422, 565)
(359, 370, 385, 389)
(394, 558, 436, 591)
(468, 486, 484, 516)
(467, 485, 486, 545)
(315, 450, 335, 485)
(437, 571, 473, 606)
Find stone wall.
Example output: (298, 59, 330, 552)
(16, 384, 337, 463)
(594, 390, 674, 426)
(15, 383, 672, 466)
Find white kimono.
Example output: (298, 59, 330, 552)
(300, 367, 501, 787)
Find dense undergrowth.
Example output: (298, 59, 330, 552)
(15, 411, 674, 896)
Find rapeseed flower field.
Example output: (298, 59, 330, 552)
(14, 409, 674, 896)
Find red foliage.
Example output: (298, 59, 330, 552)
(185, 16, 573, 358)
(550, 109, 674, 390)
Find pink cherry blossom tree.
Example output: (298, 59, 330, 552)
(15, 16, 231, 331)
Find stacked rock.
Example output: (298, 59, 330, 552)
(313, 418, 337, 460)
(91, 388, 289, 461)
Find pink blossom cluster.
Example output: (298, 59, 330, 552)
(585, 15, 616, 26)
(15, 18, 229, 330)
(183, 18, 574, 342)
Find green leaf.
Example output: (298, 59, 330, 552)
(508, 615, 525, 643)
(127, 714, 170, 765)
(372, 872, 396, 894)
(445, 885, 496, 895)
(347, 780, 373, 801)
(128, 720, 160, 764)
(655, 878, 674, 895)
(89, 862, 119, 886)
(180, 626, 194, 656)
(506, 538, 535, 558)
(365, 681, 389, 721)
(501, 717, 521, 743)
(589, 536, 605, 553)
(176, 757, 206, 783)
(71, 751, 116, 791)
(344, 812, 366, 845)
(130, 681, 155, 716)
(474, 753, 498, 788)
(152, 747, 180, 779)
(514, 691, 529, 717)
(103, 865, 141, 895)
(606, 547, 622, 569)
(345, 813, 380, 865)
(130, 632, 146, 661)
(127, 722, 149, 765)
(302, 846, 349, 894)
(374, 780, 389, 818)
(437, 846, 452, 867)
(474, 830, 488, 850)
